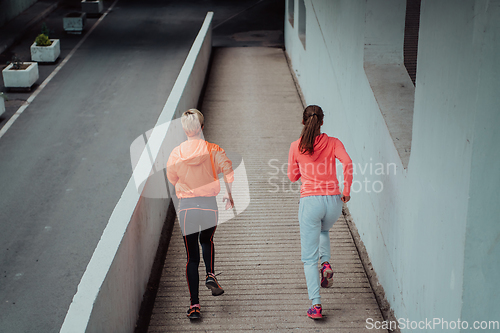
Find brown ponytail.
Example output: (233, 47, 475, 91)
(299, 105, 324, 155)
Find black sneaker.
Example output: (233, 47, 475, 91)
(205, 273, 224, 296)
(187, 304, 201, 320)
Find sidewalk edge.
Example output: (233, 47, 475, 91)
(343, 205, 400, 333)
(0, 1, 60, 55)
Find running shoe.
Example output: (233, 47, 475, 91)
(320, 262, 333, 288)
(307, 304, 323, 319)
(205, 273, 224, 296)
(187, 304, 201, 320)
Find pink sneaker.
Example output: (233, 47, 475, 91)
(307, 304, 323, 319)
(187, 304, 200, 319)
(320, 262, 333, 288)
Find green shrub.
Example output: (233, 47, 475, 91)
(35, 34, 52, 47)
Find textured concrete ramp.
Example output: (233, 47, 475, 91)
(148, 48, 387, 332)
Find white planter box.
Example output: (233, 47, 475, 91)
(0, 97, 5, 117)
(2, 62, 39, 89)
(64, 12, 87, 34)
(31, 39, 61, 62)
(81, 0, 103, 14)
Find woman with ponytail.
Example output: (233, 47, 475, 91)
(287, 105, 353, 319)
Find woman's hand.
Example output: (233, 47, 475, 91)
(223, 193, 234, 210)
(341, 195, 350, 203)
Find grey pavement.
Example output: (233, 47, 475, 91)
(0, 1, 283, 332)
(146, 48, 388, 332)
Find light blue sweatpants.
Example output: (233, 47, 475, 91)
(298, 195, 343, 305)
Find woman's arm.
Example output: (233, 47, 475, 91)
(223, 177, 234, 210)
(213, 147, 234, 182)
(166, 149, 179, 186)
(287, 142, 301, 182)
(334, 139, 353, 199)
(213, 145, 234, 209)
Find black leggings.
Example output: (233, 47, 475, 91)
(178, 197, 218, 305)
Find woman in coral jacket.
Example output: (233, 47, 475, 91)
(287, 105, 353, 320)
(167, 109, 234, 320)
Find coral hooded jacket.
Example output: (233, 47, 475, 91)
(288, 133, 353, 198)
(167, 139, 234, 198)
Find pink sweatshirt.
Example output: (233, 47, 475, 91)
(288, 133, 353, 198)
(167, 139, 234, 198)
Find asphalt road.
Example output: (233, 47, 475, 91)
(0, 0, 284, 332)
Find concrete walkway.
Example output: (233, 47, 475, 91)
(147, 48, 387, 332)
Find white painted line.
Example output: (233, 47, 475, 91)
(0, 0, 120, 140)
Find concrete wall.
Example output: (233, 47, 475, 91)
(59, 12, 213, 333)
(285, 0, 499, 331)
(0, 0, 37, 27)
(364, 0, 405, 64)
(461, 1, 500, 329)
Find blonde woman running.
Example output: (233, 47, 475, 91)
(167, 109, 234, 320)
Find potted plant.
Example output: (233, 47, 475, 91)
(81, 0, 103, 15)
(31, 33, 60, 63)
(2, 56, 39, 90)
(0, 92, 7, 117)
(63, 12, 87, 34)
